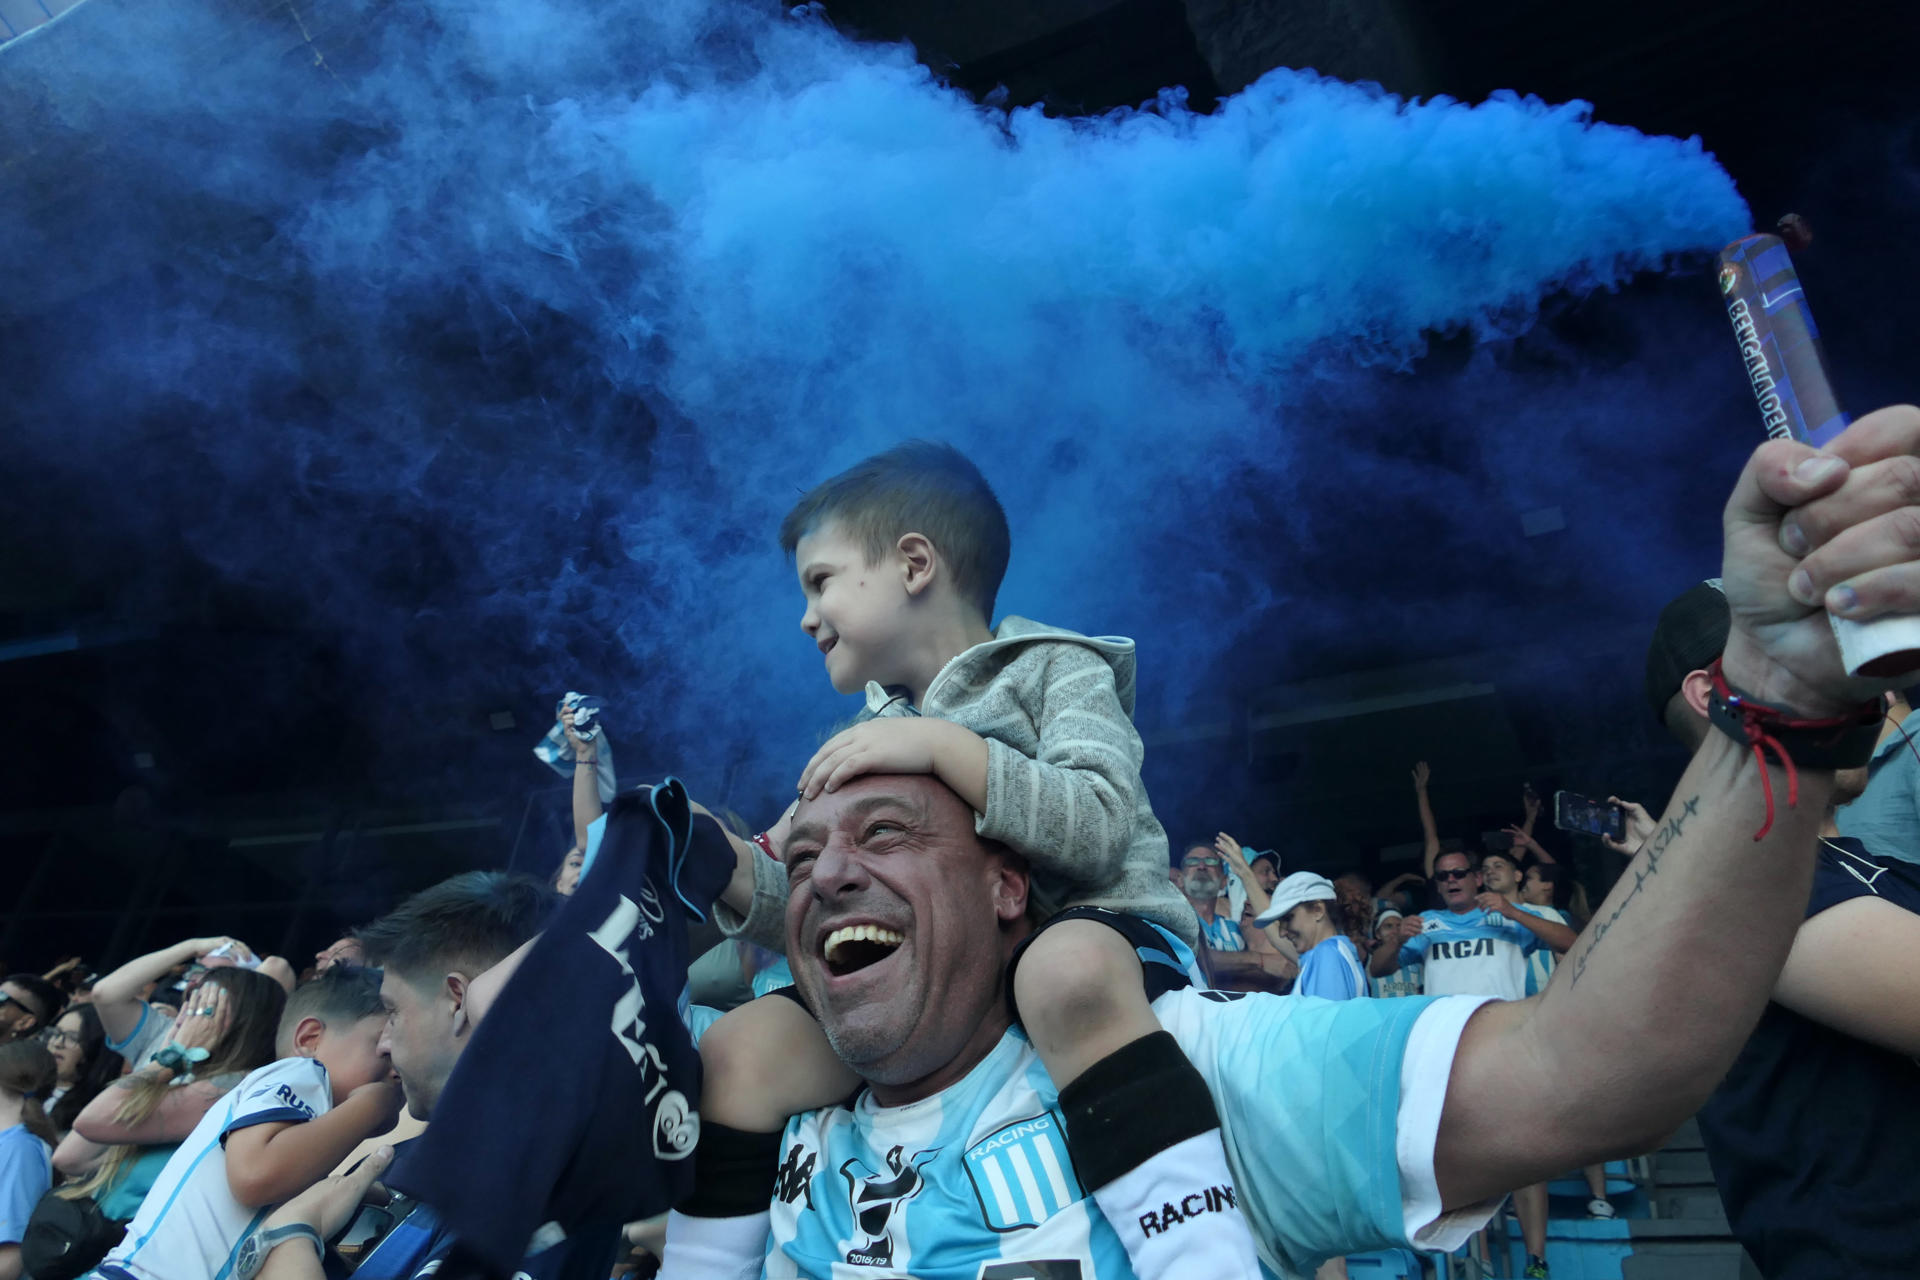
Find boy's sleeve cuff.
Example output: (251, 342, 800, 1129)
(221, 1108, 314, 1144)
(711, 844, 790, 954)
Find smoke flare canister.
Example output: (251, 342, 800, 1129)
(1717, 234, 1920, 678)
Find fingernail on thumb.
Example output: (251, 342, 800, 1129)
(1795, 455, 1844, 485)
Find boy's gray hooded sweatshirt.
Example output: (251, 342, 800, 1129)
(716, 615, 1201, 951)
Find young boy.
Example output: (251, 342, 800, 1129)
(94, 966, 402, 1280)
(670, 442, 1266, 1279)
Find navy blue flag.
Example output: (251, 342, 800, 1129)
(385, 778, 736, 1277)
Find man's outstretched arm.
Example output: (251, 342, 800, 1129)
(1413, 762, 1441, 879)
(1433, 407, 1920, 1209)
(1435, 733, 1814, 1203)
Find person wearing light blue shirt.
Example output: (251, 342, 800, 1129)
(1834, 691, 1920, 866)
(676, 727, 1860, 1280)
(1253, 873, 1369, 1001)
(1371, 852, 1576, 1002)
(0, 1042, 57, 1280)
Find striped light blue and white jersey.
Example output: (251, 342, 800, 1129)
(762, 988, 1498, 1280)
(1370, 962, 1423, 999)
(1292, 935, 1368, 1001)
(97, 1057, 333, 1280)
(1513, 904, 1568, 997)
(1199, 912, 1246, 952)
(1397, 907, 1537, 1001)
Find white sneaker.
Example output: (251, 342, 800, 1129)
(1586, 1198, 1616, 1220)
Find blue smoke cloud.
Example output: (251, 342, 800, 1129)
(2, 0, 1752, 817)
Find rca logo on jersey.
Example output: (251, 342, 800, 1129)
(1428, 938, 1497, 960)
(272, 1084, 315, 1120)
(963, 1113, 1081, 1232)
(840, 1144, 939, 1267)
(1137, 1185, 1238, 1238)
(775, 1142, 817, 1208)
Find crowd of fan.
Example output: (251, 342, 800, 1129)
(0, 749, 1626, 1280)
(6, 693, 1910, 1280)
(4, 434, 1919, 1280)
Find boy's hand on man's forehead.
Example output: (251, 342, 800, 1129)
(798, 717, 972, 801)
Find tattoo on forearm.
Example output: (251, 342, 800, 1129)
(1567, 794, 1700, 988)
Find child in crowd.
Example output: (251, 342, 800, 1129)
(0, 1042, 58, 1280)
(670, 442, 1267, 1279)
(93, 967, 400, 1280)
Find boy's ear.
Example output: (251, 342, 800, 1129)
(292, 1015, 327, 1057)
(896, 532, 938, 597)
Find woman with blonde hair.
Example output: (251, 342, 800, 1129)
(52, 968, 284, 1222)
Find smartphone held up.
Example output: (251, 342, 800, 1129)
(1554, 790, 1626, 842)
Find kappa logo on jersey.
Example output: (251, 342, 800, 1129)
(840, 1144, 939, 1267)
(963, 1113, 1082, 1232)
(775, 1142, 817, 1208)
(1428, 938, 1498, 961)
(272, 1084, 317, 1119)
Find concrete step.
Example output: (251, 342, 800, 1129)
(1647, 1151, 1715, 1187)
(1628, 1219, 1738, 1244)
(1647, 1190, 1729, 1228)
(1619, 1241, 1759, 1280)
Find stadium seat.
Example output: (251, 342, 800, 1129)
(1345, 1248, 1422, 1279)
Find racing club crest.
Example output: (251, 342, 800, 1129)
(963, 1113, 1082, 1232)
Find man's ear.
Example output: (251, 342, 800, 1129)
(989, 857, 1030, 923)
(444, 973, 473, 1037)
(292, 1015, 327, 1057)
(896, 532, 939, 598)
(1681, 668, 1715, 722)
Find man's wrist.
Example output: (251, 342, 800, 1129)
(236, 1222, 324, 1280)
(1719, 628, 1864, 720)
